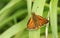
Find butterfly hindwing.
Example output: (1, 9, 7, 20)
(27, 13, 48, 30)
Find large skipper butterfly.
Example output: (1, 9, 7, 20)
(27, 13, 48, 30)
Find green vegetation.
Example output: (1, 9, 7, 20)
(0, 0, 60, 38)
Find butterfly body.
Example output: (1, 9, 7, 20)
(27, 13, 48, 30)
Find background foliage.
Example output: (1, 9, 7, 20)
(0, 0, 60, 38)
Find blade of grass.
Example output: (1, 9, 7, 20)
(0, 16, 29, 38)
(0, 0, 10, 10)
(27, 0, 32, 17)
(45, 3, 60, 15)
(41, 32, 60, 38)
(0, 0, 26, 22)
(13, 16, 17, 24)
(0, 9, 27, 29)
(14, 29, 28, 38)
(15, 31, 60, 38)
(13, 0, 33, 38)
(29, 0, 46, 38)
(13, 30, 24, 38)
(32, 0, 46, 15)
(45, 13, 49, 38)
(50, 0, 58, 38)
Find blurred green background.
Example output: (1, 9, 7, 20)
(0, 0, 60, 38)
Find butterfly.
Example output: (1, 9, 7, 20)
(27, 13, 48, 30)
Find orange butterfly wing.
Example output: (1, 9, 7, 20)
(27, 13, 48, 30)
(27, 17, 36, 29)
(37, 15, 48, 27)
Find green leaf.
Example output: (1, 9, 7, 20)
(28, 0, 46, 38)
(50, 0, 58, 38)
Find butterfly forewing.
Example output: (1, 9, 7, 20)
(27, 13, 48, 30)
(37, 15, 48, 24)
(27, 17, 36, 29)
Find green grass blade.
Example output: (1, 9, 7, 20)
(27, 0, 32, 17)
(45, 3, 60, 15)
(13, 16, 17, 24)
(29, 30, 40, 38)
(45, 13, 49, 38)
(0, 9, 27, 28)
(0, 16, 29, 38)
(32, 0, 46, 16)
(0, 0, 26, 22)
(50, 0, 58, 38)
(29, 0, 46, 38)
